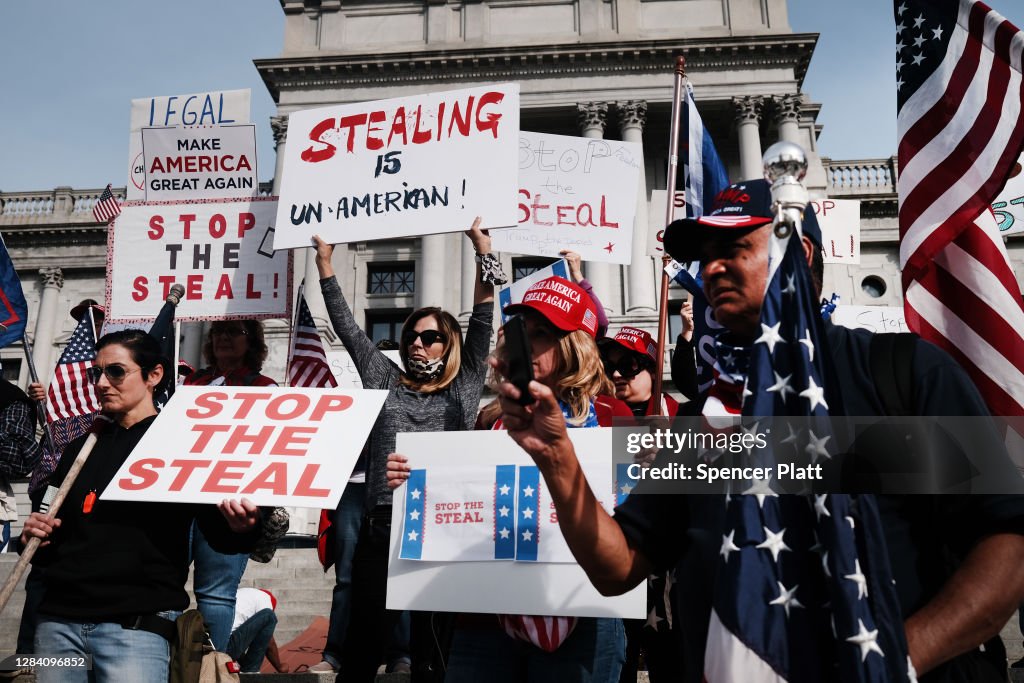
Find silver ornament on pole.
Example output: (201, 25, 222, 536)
(763, 141, 809, 239)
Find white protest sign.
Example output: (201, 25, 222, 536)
(141, 125, 258, 201)
(831, 305, 909, 334)
(273, 84, 520, 249)
(489, 132, 642, 264)
(647, 189, 685, 257)
(128, 89, 251, 201)
(325, 349, 402, 389)
(387, 429, 645, 618)
(496, 259, 570, 324)
(812, 198, 861, 264)
(106, 197, 291, 322)
(994, 156, 1024, 236)
(102, 386, 388, 508)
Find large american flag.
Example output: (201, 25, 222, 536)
(896, 0, 1024, 418)
(702, 222, 912, 681)
(92, 184, 122, 224)
(287, 287, 337, 389)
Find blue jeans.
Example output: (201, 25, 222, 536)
(227, 608, 277, 672)
(323, 482, 365, 667)
(191, 522, 249, 651)
(446, 617, 625, 683)
(34, 612, 178, 683)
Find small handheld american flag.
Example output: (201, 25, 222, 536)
(92, 184, 122, 224)
(287, 286, 338, 389)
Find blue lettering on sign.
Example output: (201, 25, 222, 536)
(147, 93, 238, 127)
(993, 196, 1024, 233)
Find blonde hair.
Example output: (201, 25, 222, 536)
(398, 307, 463, 394)
(552, 330, 614, 425)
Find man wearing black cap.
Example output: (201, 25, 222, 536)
(493, 179, 1024, 681)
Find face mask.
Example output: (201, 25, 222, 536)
(406, 355, 445, 381)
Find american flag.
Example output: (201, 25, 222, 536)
(287, 287, 338, 388)
(92, 184, 122, 224)
(673, 80, 730, 393)
(896, 0, 1024, 418)
(702, 225, 912, 681)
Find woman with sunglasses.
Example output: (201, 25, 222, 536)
(599, 326, 679, 419)
(312, 219, 496, 682)
(20, 329, 261, 683)
(388, 275, 631, 683)
(182, 319, 277, 651)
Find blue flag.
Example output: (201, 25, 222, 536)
(0, 233, 28, 349)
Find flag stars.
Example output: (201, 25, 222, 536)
(409, 509, 420, 521)
(620, 484, 634, 496)
(799, 329, 815, 362)
(805, 430, 832, 463)
(522, 485, 535, 497)
(769, 582, 804, 618)
(755, 322, 786, 354)
(720, 530, 740, 562)
(646, 606, 664, 630)
(912, 52, 926, 66)
(522, 507, 534, 520)
(913, 13, 925, 28)
(410, 488, 422, 500)
(897, 2, 907, 15)
(913, 32, 927, 48)
(813, 494, 831, 520)
(767, 371, 795, 400)
(498, 527, 510, 540)
(498, 505, 510, 518)
(521, 529, 534, 542)
(781, 274, 796, 297)
(756, 526, 791, 562)
(847, 619, 885, 661)
(499, 484, 510, 496)
(932, 25, 943, 40)
(407, 529, 419, 542)
(844, 559, 869, 600)
(799, 376, 828, 411)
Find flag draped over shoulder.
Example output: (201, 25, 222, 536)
(287, 287, 338, 389)
(896, 0, 1024, 417)
(0, 232, 28, 349)
(673, 81, 730, 392)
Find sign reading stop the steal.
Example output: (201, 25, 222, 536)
(102, 386, 388, 509)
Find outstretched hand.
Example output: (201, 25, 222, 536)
(311, 235, 335, 279)
(465, 216, 491, 253)
(559, 250, 584, 283)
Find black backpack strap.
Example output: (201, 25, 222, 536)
(869, 333, 917, 416)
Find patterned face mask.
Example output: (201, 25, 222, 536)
(406, 355, 445, 381)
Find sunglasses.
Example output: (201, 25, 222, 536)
(212, 326, 248, 338)
(87, 364, 141, 385)
(402, 329, 446, 347)
(602, 355, 648, 379)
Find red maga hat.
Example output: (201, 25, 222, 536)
(503, 276, 599, 337)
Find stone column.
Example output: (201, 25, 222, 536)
(32, 267, 63, 386)
(774, 94, 803, 146)
(416, 235, 446, 309)
(576, 103, 614, 314)
(618, 101, 656, 313)
(733, 96, 765, 180)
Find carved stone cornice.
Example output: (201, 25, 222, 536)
(255, 34, 818, 99)
(773, 93, 803, 125)
(271, 115, 289, 149)
(733, 95, 765, 125)
(576, 102, 608, 135)
(39, 267, 63, 289)
(616, 100, 647, 132)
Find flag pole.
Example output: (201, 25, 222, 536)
(20, 332, 56, 455)
(285, 281, 304, 386)
(173, 320, 181, 384)
(651, 56, 687, 416)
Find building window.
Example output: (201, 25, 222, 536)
(861, 275, 887, 298)
(512, 257, 559, 282)
(366, 310, 412, 346)
(1, 359, 21, 383)
(367, 263, 415, 294)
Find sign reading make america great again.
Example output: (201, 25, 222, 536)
(272, 84, 520, 249)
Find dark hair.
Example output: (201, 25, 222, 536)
(96, 329, 171, 395)
(202, 320, 269, 371)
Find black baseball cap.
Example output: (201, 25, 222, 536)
(662, 179, 822, 263)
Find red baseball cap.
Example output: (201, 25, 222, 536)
(604, 326, 658, 363)
(503, 276, 599, 338)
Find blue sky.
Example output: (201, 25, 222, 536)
(2, 0, 1023, 192)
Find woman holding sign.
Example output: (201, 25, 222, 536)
(20, 329, 261, 683)
(389, 275, 632, 683)
(183, 319, 278, 651)
(312, 218, 497, 682)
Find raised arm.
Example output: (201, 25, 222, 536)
(467, 217, 495, 307)
(495, 370, 651, 594)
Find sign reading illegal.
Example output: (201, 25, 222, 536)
(106, 197, 290, 322)
(272, 84, 520, 249)
(102, 386, 388, 509)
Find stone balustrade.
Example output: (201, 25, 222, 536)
(822, 156, 898, 197)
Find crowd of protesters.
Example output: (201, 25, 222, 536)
(6, 187, 1024, 683)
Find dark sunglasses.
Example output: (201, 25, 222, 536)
(212, 326, 248, 338)
(402, 329, 446, 347)
(602, 355, 648, 379)
(87, 364, 141, 385)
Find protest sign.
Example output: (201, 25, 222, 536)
(489, 132, 642, 264)
(325, 349, 402, 388)
(102, 386, 388, 508)
(141, 124, 258, 201)
(812, 198, 861, 264)
(128, 89, 251, 201)
(831, 305, 908, 334)
(386, 429, 645, 618)
(496, 259, 570, 324)
(273, 84, 520, 249)
(647, 189, 685, 257)
(993, 155, 1024, 236)
(106, 197, 291, 322)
